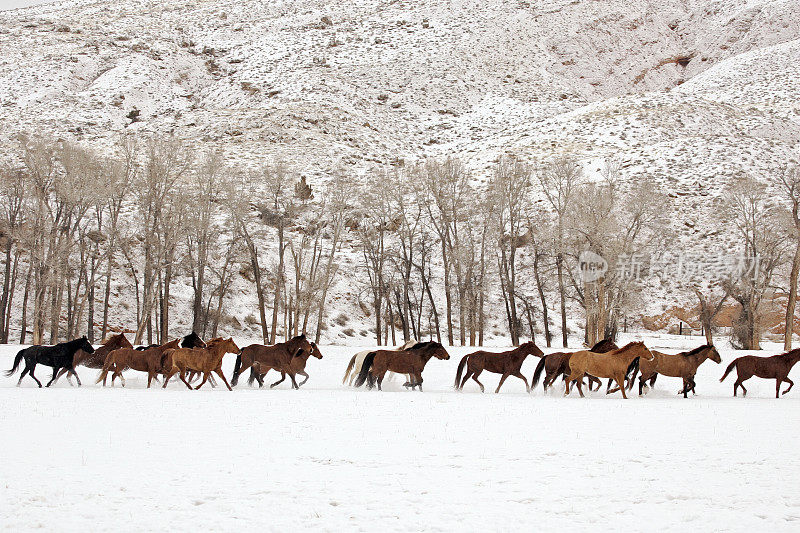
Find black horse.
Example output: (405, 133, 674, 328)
(181, 331, 206, 349)
(6, 336, 95, 387)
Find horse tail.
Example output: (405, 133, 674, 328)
(231, 351, 243, 386)
(532, 356, 546, 388)
(720, 359, 738, 382)
(95, 353, 114, 384)
(353, 352, 376, 388)
(454, 355, 469, 390)
(342, 354, 356, 385)
(625, 357, 640, 382)
(5, 348, 25, 377)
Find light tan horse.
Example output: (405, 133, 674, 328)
(638, 344, 721, 397)
(565, 341, 654, 399)
(162, 337, 239, 391)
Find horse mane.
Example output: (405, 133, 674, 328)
(681, 344, 712, 357)
(781, 347, 800, 359)
(408, 341, 438, 350)
(615, 341, 642, 351)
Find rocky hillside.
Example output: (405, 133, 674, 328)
(0, 0, 798, 342)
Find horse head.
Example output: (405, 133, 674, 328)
(78, 336, 95, 354)
(426, 342, 450, 360)
(706, 345, 722, 364)
(310, 342, 323, 359)
(221, 337, 240, 355)
(634, 341, 655, 361)
(520, 341, 544, 358)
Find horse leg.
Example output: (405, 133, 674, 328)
(214, 368, 233, 391)
(297, 371, 309, 387)
(459, 370, 473, 391)
(416, 375, 423, 392)
(289, 373, 299, 390)
(46, 366, 59, 387)
(495, 372, 511, 394)
(512, 371, 530, 393)
(472, 370, 485, 393)
(376, 371, 386, 391)
(208, 374, 217, 388)
(70, 368, 82, 387)
(782, 377, 794, 396)
(178, 370, 192, 390)
(17, 364, 30, 387)
(638, 376, 645, 396)
(776, 378, 781, 399)
(590, 376, 602, 392)
(605, 378, 614, 394)
(617, 375, 628, 399)
(194, 372, 211, 390)
(29, 364, 43, 388)
(575, 379, 585, 398)
(270, 372, 286, 389)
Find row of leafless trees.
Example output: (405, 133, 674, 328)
(0, 133, 798, 349)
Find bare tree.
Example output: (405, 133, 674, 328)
(775, 165, 800, 349)
(0, 166, 27, 343)
(492, 155, 532, 346)
(536, 155, 580, 347)
(723, 175, 787, 350)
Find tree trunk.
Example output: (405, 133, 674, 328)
(784, 240, 800, 350)
(0, 243, 11, 341)
(557, 253, 568, 347)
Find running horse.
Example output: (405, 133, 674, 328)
(162, 337, 239, 390)
(637, 344, 721, 397)
(251, 341, 324, 388)
(564, 341, 654, 399)
(531, 338, 618, 392)
(231, 334, 314, 389)
(342, 339, 418, 386)
(6, 336, 95, 387)
(454, 341, 544, 393)
(720, 349, 800, 398)
(354, 341, 450, 391)
(51, 332, 132, 385)
(96, 338, 180, 387)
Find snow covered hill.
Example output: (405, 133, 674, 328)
(0, 0, 798, 341)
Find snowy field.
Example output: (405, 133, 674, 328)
(1, 333, 799, 531)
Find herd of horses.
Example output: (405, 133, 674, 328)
(4, 332, 800, 398)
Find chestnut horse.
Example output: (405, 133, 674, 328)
(565, 341, 654, 399)
(96, 338, 180, 387)
(251, 342, 323, 388)
(720, 349, 800, 398)
(162, 337, 239, 391)
(231, 334, 313, 388)
(52, 332, 133, 385)
(354, 341, 450, 391)
(454, 341, 544, 393)
(638, 344, 721, 397)
(531, 339, 618, 392)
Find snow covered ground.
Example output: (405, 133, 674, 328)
(1, 333, 798, 531)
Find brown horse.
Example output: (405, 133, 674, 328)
(454, 341, 544, 393)
(96, 338, 180, 388)
(720, 349, 800, 398)
(354, 341, 450, 391)
(251, 341, 324, 388)
(231, 334, 313, 388)
(565, 341, 654, 399)
(52, 332, 133, 384)
(162, 337, 239, 391)
(638, 344, 721, 397)
(531, 339, 618, 392)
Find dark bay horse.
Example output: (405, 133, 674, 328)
(52, 333, 132, 385)
(232, 334, 313, 388)
(454, 341, 544, 393)
(354, 341, 450, 391)
(97, 338, 180, 387)
(251, 342, 324, 388)
(720, 349, 800, 398)
(6, 336, 95, 387)
(531, 339, 618, 392)
(638, 344, 721, 397)
(565, 341, 654, 399)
